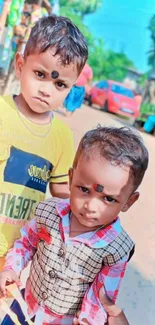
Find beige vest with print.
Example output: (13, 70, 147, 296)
(29, 198, 134, 315)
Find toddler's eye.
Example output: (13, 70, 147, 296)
(79, 186, 89, 193)
(104, 197, 116, 203)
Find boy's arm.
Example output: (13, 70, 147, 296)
(3, 218, 38, 276)
(49, 124, 74, 199)
(50, 182, 70, 198)
(79, 258, 128, 325)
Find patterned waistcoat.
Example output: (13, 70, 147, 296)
(29, 198, 134, 315)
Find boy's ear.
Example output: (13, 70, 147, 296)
(69, 168, 73, 191)
(14, 52, 25, 78)
(121, 192, 139, 212)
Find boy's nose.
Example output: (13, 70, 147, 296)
(39, 89, 50, 97)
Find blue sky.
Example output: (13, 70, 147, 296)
(84, 0, 155, 73)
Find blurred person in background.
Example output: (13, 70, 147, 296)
(0, 0, 11, 40)
(64, 63, 93, 117)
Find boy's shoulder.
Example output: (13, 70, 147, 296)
(53, 115, 71, 131)
(0, 95, 15, 110)
(103, 227, 135, 266)
(52, 115, 73, 139)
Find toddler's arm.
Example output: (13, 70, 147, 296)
(4, 218, 38, 274)
(0, 218, 38, 295)
(79, 257, 128, 325)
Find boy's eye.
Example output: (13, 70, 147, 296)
(55, 81, 66, 89)
(35, 71, 45, 78)
(104, 196, 116, 203)
(79, 186, 89, 194)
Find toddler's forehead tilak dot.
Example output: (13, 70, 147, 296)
(93, 184, 104, 193)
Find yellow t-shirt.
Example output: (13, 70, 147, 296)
(0, 96, 74, 257)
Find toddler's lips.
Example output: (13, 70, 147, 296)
(82, 214, 95, 222)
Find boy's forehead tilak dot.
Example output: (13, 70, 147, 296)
(51, 70, 59, 79)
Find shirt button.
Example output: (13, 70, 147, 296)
(42, 292, 48, 300)
(59, 248, 65, 257)
(49, 269, 56, 278)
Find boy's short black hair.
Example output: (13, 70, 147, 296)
(24, 15, 88, 75)
(73, 126, 149, 191)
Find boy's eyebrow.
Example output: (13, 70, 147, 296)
(55, 77, 70, 84)
(33, 64, 71, 82)
(33, 65, 49, 74)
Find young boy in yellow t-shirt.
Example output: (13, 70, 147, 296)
(0, 15, 88, 269)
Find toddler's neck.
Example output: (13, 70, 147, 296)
(69, 213, 100, 238)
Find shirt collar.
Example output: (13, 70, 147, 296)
(56, 199, 122, 248)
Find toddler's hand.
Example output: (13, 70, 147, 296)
(0, 270, 21, 297)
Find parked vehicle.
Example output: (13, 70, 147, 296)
(134, 102, 155, 133)
(88, 80, 140, 120)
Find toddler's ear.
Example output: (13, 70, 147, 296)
(121, 192, 139, 212)
(14, 52, 25, 78)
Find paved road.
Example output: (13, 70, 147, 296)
(0, 100, 155, 324)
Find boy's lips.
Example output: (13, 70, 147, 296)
(33, 97, 48, 105)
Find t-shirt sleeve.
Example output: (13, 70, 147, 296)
(50, 125, 74, 183)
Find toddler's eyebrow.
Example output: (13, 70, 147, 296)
(103, 191, 121, 199)
(93, 184, 121, 198)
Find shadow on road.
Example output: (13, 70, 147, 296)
(86, 105, 134, 127)
(118, 263, 155, 325)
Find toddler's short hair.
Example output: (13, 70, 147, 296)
(73, 126, 149, 191)
(24, 15, 88, 75)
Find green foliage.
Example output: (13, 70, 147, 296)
(148, 14, 155, 69)
(60, 0, 135, 82)
(138, 102, 155, 122)
(137, 73, 148, 87)
(60, 0, 102, 17)
(88, 41, 135, 82)
(148, 14, 155, 40)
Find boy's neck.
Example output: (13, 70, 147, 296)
(14, 94, 52, 125)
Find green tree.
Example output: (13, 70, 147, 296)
(60, 0, 135, 82)
(60, 0, 102, 18)
(148, 14, 155, 71)
(60, 4, 94, 47)
(89, 40, 135, 82)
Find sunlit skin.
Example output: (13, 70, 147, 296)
(14, 47, 79, 124)
(69, 154, 139, 237)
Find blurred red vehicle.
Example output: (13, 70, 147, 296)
(88, 80, 140, 119)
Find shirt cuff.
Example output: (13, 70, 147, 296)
(50, 173, 69, 183)
(3, 256, 23, 276)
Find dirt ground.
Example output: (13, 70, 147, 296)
(0, 97, 155, 324)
